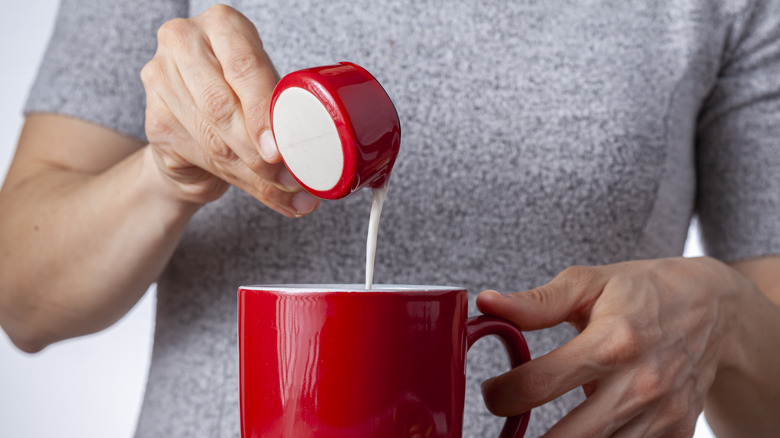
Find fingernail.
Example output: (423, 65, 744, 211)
(259, 130, 279, 162)
(291, 191, 318, 215)
(277, 168, 300, 190)
(483, 290, 506, 299)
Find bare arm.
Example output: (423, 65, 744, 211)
(706, 256, 780, 437)
(0, 114, 197, 352)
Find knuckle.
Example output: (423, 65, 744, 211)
(242, 100, 266, 125)
(604, 272, 635, 290)
(243, 107, 268, 144)
(224, 51, 262, 82)
(245, 152, 268, 174)
(634, 364, 669, 405)
(144, 104, 175, 141)
(203, 3, 239, 20)
(157, 18, 193, 46)
(200, 84, 239, 129)
(558, 265, 599, 286)
(522, 286, 553, 309)
(199, 122, 235, 161)
(594, 317, 641, 366)
(199, 4, 261, 45)
(139, 59, 160, 88)
(649, 257, 680, 273)
(242, 175, 286, 210)
(257, 179, 283, 203)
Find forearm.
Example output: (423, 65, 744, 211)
(0, 146, 199, 352)
(705, 259, 780, 437)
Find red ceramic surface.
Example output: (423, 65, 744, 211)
(269, 62, 401, 199)
(238, 285, 531, 437)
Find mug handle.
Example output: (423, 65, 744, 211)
(466, 315, 532, 438)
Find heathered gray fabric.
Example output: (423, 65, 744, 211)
(25, 0, 187, 140)
(24, 0, 780, 437)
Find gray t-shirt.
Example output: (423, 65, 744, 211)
(25, 0, 780, 437)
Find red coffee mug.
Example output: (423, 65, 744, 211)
(269, 63, 401, 199)
(238, 285, 531, 437)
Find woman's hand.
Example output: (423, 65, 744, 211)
(140, 4, 319, 217)
(477, 257, 747, 437)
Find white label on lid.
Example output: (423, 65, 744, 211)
(272, 87, 344, 192)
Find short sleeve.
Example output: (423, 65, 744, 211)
(24, 0, 188, 142)
(695, 0, 780, 262)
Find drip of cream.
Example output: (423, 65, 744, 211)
(365, 185, 388, 289)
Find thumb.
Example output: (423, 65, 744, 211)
(476, 267, 606, 331)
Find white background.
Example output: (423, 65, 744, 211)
(0, 2, 715, 437)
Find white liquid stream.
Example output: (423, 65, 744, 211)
(365, 185, 388, 289)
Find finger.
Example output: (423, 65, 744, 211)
(196, 5, 282, 162)
(477, 266, 607, 331)
(168, 29, 277, 179)
(142, 56, 222, 180)
(541, 377, 636, 438)
(229, 168, 321, 217)
(144, 61, 317, 216)
(481, 322, 614, 416)
(145, 87, 317, 217)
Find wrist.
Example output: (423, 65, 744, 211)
(140, 145, 204, 219)
(705, 257, 752, 373)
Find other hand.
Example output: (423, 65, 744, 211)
(477, 257, 745, 437)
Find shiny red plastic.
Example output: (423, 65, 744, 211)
(238, 286, 531, 437)
(269, 62, 401, 199)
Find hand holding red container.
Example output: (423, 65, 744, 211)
(270, 62, 401, 199)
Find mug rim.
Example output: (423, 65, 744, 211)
(238, 284, 465, 293)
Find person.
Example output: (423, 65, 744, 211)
(0, 0, 778, 437)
